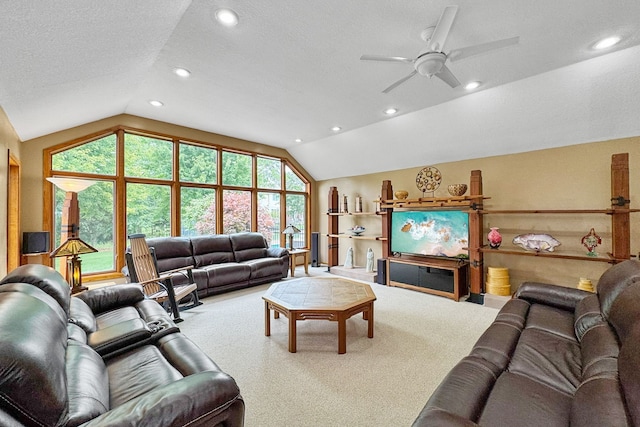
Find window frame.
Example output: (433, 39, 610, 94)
(43, 126, 311, 281)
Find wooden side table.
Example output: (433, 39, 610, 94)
(288, 249, 309, 277)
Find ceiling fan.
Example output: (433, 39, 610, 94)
(360, 5, 519, 93)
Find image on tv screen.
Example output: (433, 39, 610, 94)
(391, 210, 469, 259)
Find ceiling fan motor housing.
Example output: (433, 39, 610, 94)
(414, 52, 446, 77)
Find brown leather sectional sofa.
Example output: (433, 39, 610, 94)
(413, 260, 640, 426)
(0, 264, 244, 426)
(143, 232, 290, 298)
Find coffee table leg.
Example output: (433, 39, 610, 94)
(264, 301, 271, 337)
(367, 303, 374, 338)
(338, 314, 347, 354)
(289, 313, 297, 353)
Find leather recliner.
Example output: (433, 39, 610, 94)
(0, 264, 244, 427)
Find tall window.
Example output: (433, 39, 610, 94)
(45, 128, 310, 279)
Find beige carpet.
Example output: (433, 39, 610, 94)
(178, 267, 500, 427)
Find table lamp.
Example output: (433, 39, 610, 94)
(50, 237, 98, 294)
(282, 225, 301, 249)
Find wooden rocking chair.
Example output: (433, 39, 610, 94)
(126, 234, 201, 323)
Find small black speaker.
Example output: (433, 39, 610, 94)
(376, 258, 387, 285)
(311, 232, 320, 267)
(22, 232, 50, 254)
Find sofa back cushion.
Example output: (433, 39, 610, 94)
(597, 260, 640, 320)
(0, 264, 71, 316)
(191, 235, 235, 267)
(146, 236, 194, 272)
(230, 232, 268, 262)
(0, 289, 68, 426)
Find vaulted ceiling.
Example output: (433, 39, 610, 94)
(2, 1, 640, 180)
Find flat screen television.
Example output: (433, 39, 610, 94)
(391, 210, 469, 259)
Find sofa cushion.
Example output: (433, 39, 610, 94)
(66, 340, 110, 426)
(478, 372, 573, 427)
(0, 264, 71, 316)
(192, 235, 235, 266)
(107, 345, 183, 407)
(508, 304, 581, 395)
(146, 236, 195, 272)
(230, 232, 268, 262)
(202, 263, 251, 287)
(0, 290, 68, 426)
(242, 258, 285, 281)
(597, 260, 640, 320)
(574, 294, 604, 341)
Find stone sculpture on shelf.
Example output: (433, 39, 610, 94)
(512, 233, 561, 252)
(365, 248, 374, 273)
(344, 247, 354, 268)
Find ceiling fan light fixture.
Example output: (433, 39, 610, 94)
(215, 8, 239, 27)
(414, 52, 446, 77)
(593, 36, 621, 50)
(465, 81, 481, 90)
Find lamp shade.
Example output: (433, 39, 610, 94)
(46, 177, 96, 193)
(282, 225, 301, 234)
(50, 237, 98, 258)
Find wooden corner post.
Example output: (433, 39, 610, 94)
(468, 170, 484, 303)
(328, 186, 339, 268)
(611, 153, 630, 261)
(381, 180, 393, 259)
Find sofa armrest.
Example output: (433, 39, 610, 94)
(80, 372, 244, 427)
(514, 281, 590, 312)
(76, 284, 145, 315)
(267, 247, 288, 258)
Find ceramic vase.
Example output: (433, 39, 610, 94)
(488, 227, 502, 249)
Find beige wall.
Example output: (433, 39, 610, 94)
(0, 108, 22, 276)
(315, 137, 639, 290)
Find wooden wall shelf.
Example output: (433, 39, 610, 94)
(479, 246, 618, 263)
(327, 234, 387, 241)
(381, 195, 489, 209)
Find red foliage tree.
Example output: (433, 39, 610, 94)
(196, 191, 276, 244)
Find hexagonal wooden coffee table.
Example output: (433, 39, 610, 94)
(263, 277, 376, 354)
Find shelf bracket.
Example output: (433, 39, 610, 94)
(611, 196, 631, 206)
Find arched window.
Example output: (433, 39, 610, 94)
(45, 128, 310, 281)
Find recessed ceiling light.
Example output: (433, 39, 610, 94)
(215, 8, 239, 27)
(384, 108, 398, 115)
(331, 126, 341, 132)
(594, 36, 621, 50)
(465, 81, 481, 90)
(149, 100, 164, 107)
(295, 138, 303, 143)
(174, 68, 191, 78)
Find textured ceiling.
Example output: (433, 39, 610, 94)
(1, 1, 640, 180)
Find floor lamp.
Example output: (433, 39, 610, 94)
(47, 177, 96, 291)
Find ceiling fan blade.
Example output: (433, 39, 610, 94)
(435, 64, 460, 88)
(382, 70, 418, 93)
(449, 36, 520, 62)
(360, 54, 414, 64)
(428, 5, 458, 52)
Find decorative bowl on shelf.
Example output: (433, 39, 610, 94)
(447, 184, 467, 197)
(349, 226, 366, 236)
(395, 190, 409, 200)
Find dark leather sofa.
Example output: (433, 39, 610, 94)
(413, 259, 640, 426)
(143, 232, 289, 298)
(0, 264, 244, 427)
